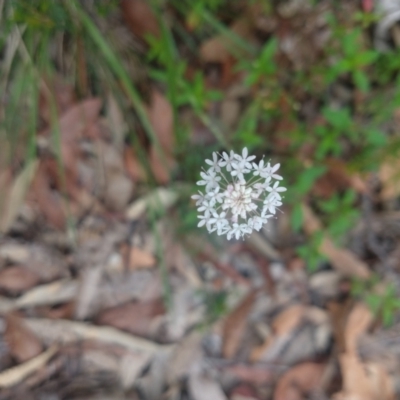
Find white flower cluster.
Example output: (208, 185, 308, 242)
(192, 148, 286, 240)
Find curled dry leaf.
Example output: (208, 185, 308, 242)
(224, 364, 273, 385)
(4, 314, 43, 363)
(222, 290, 257, 359)
(147, 89, 175, 184)
(313, 158, 367, 199)
(230, 383, 260, 400)
(379, 159, 400, 201)
(302, 203, 370, 279)
(251, 305, 306, 362)
(0, 160, 38, 234)
(274, 362, 325, 400)
(0, 266, 40, 294)
(128, 246, 156, 269)
(0, 345, 58, 389)
(333, 303, 395, 400)
(58, 98, 102, 142)
(166, 331, 203, 385)
(335, 353, 395, 400)
(120, 0, 160, 41)
(344, 303, 373, 354)
(96, 299, 165, 337)
(188, 371, 228, 400)
(39, 77, 76, 124)
(124, 146, 147, 182)
(200, 17, 255, 64)
(31, 161, 65, 229)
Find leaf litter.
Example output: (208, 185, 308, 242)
(2, 1, 400, 400)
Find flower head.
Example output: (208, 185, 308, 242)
(192, 149, 286, 240)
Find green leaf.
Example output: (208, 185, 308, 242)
(291, 203, 303, 232)
(294, 165, 326, 196)
(353, 69, 370, 92)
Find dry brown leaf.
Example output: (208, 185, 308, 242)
(120, 0, 160, 41)
(25, 318, 162, 354)
(272, 305, 307, 335)
(274, 362, 325, 400)
(313, 158, 367, 199)
(0, 266, 40, 294)
(58, 98, 102, 142)
(103, 172, 134, 211)
(302, 203, 370, 279)
(225, 364, 273, 385)
(124, 146, 147, 182)
(129, 247, 156, 269)
(334, 353, 395, 400)
(344, 303, 373, 354)
(166, 331, 203, 385)
(147, 90, 174, 154)
(0, 160, 38, 234)
(188, 371, 228, 400)
(107, 94, 127, 151)
(222, 290, 257, 359)
(200, 17, 254, 64)
(230, 383, 260, 400)
(379, 160, 400, 200)
(4, 314, 43, 363)
(147, 89, 175, 184)
(39, 77, 76, 124)
(31, 161, 65, 229)
(332, 303, 394, 400)
(251, 305, 306, 362)
(327, 300, 353, 353)
(0, 345, 57, 388)
(119, 351, 152, 390)
(96, 299, 165, 337)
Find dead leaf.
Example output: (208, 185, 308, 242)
(120, 0, 160, 41)
(119, 351, 152, 390)
(107, 94, 127, 151)
(274, 362, 325, 400)
(0, 266, 40, 294)
(327, 300, 353, 353)
(380, 159, 400, 200)
(129, 247, 156, 269)
(126, 187, 178, 220)
(147, 89, 175, 184)
(4, 314, 43, 363)
(149, 146, 175, 184)
(25, 318, 162, 354)
(31, 161, 65, 229)
(58, 98, 102, 142)
(222, 290, 257, 359)
(124, 146, 147, 182)
(200, 17, 254, 64)
(0, 160, 38, 234)
(166, 331, 203, 385)
(147, 90, 174, 153)
(332, 303, 394, 400)
(39, 77, 76, 124)
(224, 364, 273, 385)
(230, 383, 260, 400)
(0, 345, 57, 388)
(302, 203, 370, 279)
(188, 371, 228, 400)
(313, 158, 367, 198)
(344, 303, 373, 354)
(334, 353, 395, 400)
(103, 172, 134, 211)
(251, 305, 306, 362)
(96, 299, 165, 337)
